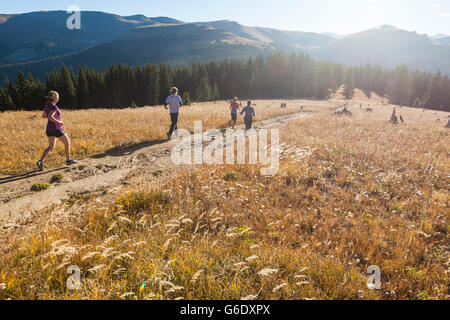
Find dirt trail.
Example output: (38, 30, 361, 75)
(0, 111, 311, 227)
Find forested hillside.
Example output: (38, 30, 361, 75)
(1, 53, 449, 112)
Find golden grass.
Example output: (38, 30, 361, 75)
(0, 102, 448, 300)
(0, 100, 303, 175)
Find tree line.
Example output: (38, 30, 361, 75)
(0, 53, 449, 111)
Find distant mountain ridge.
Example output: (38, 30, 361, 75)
(431, 34, 449, 39)
(316, 25, 450, 73)
(0, 11, 449, 84)
(322, 32, 344, 39)
(0, 11, 182, 65)
(435, 36, 450, 46)
(196, 20, 333, 49)
(191, 22, 450, 74)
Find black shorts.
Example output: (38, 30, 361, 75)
(231, 113, 238, 121)
(245, 119, 253, 130)
(46, 130, 66, 138)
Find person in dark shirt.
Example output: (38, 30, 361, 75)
(240, 101, 256, 130)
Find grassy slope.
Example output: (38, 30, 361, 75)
(0, 100, 448, 300)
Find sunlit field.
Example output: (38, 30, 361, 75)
(0, 100, 302, 175)
(0, 100, 448, 300)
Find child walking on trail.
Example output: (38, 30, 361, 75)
(240, 101, 256, 130)
(228, 96, 240, 129)
(36, 91, 78, 171)
(164, 87, 183, 140)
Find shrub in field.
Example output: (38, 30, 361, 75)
(30, 183, 50, 192)
(182, 92, 192, 106)
(118, 190, 171, 215)
(223, 172, 239, 181)
(51, 174, 63, 183)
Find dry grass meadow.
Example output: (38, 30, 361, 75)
(0, 101, 302, 175)
(0, 95, 449, 300)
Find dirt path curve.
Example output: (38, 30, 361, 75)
(0, 111, 311, 227)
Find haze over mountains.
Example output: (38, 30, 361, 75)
(0, 11, 449, 84)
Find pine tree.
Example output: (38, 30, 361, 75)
(410, 71, 431, 107)
(15, 71, 28, 108)
(316, 63, 333, 99)
(442, 76, 450, 112)
(182, 91, 192, 106)
(428, 71, 443, 109)
(333, 64, 344, 90)
(105, 64, 120, 107)
(0, 88, 14, 109)
(389, 65, 412, 105)
(59, 64, 77, 108)
(76, 66, 90, 108)
(196, 74, 212, 102)
(27, 74, 45, 110)
(343, 68, 355, 100)
(4, 75, 17, 110)
(343, 83, 355, 100)
(149, 64, 160, 105)
(159, 63, 171, 104)
(86, 68, 104, 107)
(25, 73, 35, 108)
(212, 83, 220, 101)
(45, 69, 60, 94)
(0, 89, 5, 111)
(138, 64, 159, 106)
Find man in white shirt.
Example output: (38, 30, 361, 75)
(164, 87, 183, 139)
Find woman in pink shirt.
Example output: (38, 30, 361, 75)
(36, 91, 77, 171)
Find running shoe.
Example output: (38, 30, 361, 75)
(66, 159, 78, 166)
(36, 160, 44, 171)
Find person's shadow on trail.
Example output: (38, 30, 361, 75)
(0, 168, 67, 185)
(1, 139, 169, 185)
(92, 139, 168, 159)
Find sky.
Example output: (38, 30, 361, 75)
(1, 0, 449, 35)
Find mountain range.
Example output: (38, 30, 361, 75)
(0, 11, 449, 85)
(431, 34, 449, 39)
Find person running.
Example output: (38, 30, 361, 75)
(164, 87, 183, 139)
(36, 91, 77, 171)
(228, 97, 240, 129)
(240, 101, 256, 130)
